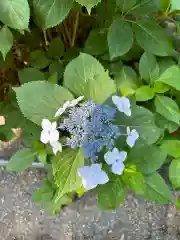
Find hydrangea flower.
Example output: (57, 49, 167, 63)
(104, 148, 127, 175)
(78, 164, 109, 190)
(40, 119, 62, 155)
(112, 95, 131, 116)
(54, 96, 84, 117)
(126, 127, 139, 148)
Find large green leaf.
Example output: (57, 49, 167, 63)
(28, 50, 50, 69)
(0, 26, 13, 60)
(75, 0, 101, 14)
(108, 19, 133, 59)
(97, 176, 127, 209)
(64, 53, 116, 103)
(155, 65, 180, 91)
(116, 105, 161, 145)
(47, 37, 65, 59)
(128, 0, 160, 15)
(155, 114, 179, 133)
(134, 19, 173, 56)
(18, 68, 46, 84)
(33, 0, 73, 28)
(155, 95, 180, 124)
(169, 159, 180, 189)
(52, 149, 84, 202)
(160, 140, 180, 158)
(128, 145, 167, 174)
(171, 0, 180, 11)
(139, 52, 159, 83)
(7, 148, 37, 172)
(144, 172, 173, 204)
(135, 86, 155, 101)
(115, 65, 139, 96)
(0, 0, 30, 30)
(14, 81, 74, 125)
(116, 0, 137, 13)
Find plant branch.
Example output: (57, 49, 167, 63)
(71, 11, 79, 47)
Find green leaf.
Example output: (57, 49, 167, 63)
(153, 82, 170, 93)
(84, 30, 107, 56)
(155, 114, 179, 133)
(116, 0, 137, 13)
(7, 148, 37, 172)
(160, 140, 180, 158)
(14, 81, 73, 125)
(128, 145, 167, 174)
(0, 26, 13, 60)
(0, 0, 30, 30)
(49, 61, 64, 81)
(128, 0, 160, 15)
(0, 125, 15, 142)
(134, 19, 173, 56)
(169, 159, 180, 188)
(116, 105, 161, 145)
(115, 65, 139, 96)
(33, 0, 73, 28)
(135, 86, 154, 101)
(155, 65, 180, 91)
(97, 176, 127, 209)
(108, 18, 133, 59)
(18, 68, 46, 84)
(160, 0, 171, 11)
(28, 50, 50, 69)
(122, 169, 146, 195)
(52, 149, 84, 202)
(171, 0, 180, 11)
(144, 172, 173, 204)
(175, 198, 180, 209)
(155, 95, 180, 124)
(75, 0, 101, 14)
(64, 53, 116, 103)
(48, 37, 64, 59)
(139, 52, 159, 83)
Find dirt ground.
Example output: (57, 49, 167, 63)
(0, 134, 180, 239)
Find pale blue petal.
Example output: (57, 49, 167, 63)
(78, 166, 91, 179)
(111, 161, 125, 175)
(98, 170, 109, 185)
(119, 151, 127, 162)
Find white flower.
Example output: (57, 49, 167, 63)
(54, 96, 84, 117)
(112, 95, 131, 116)
(104, 148, 127, 175)
(78, 164, 109, 190)
(40, 119, 62, 155)
(126, 127, 139, 148)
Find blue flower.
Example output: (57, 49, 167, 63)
(126, 127, 139, 148)
(104, 148, 127, 175)
(112, 95, 131, 116)
(78, 164, 109, 190)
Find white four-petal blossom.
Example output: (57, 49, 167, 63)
(40, 119, 62, 155)
(126, 127, 139, 148)
(54, 96, 84, 117)
(112, 95, 131, 116)
(104, 148, 127, 175)
(78, 164, 109, 190)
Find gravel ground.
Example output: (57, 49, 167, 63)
(0, 137, 180, 240)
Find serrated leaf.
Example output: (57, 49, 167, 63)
(64, 53, 116, 104)
(33, 0, 73, 28)
(155, 95, 180, 124)
(161, 140, 180, 158)
(0, 0, 30, 30)
(128, 145, 167, 174)
(75, 0, 101, 14)
(7, 148, 37, 172)
(134, 19, 173, 56)
(84, 30, 107, 56)
(116, 0, 137, 13)
(155, 65, 180, 91)
(135, 86, 154, 101)
(52, 149, 84, 202)
(18, 68, 46, 84)
(144, 172, 173, 204)
(139, 52, 159, 83)
(14, 81, 74, 125)
(48, 37, 64, 59)
(28, 50, 50, 69)
(97, 176, 127, 209)
(0, 26, 13, 60)
(108, 19, 133, 59)
(116, 105, 161, 145)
